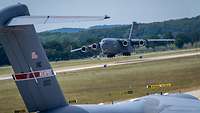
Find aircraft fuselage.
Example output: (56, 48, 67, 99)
(42, 94, 200, 113)
(100, 38, 133, 57)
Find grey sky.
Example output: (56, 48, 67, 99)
(1, 0, 200, 32)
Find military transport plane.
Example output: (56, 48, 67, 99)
(71, 22, 175, 57)
(0, 4, 200, 113)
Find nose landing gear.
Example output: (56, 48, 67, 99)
(107, 54, 116, 58)
(122, 52, 131, 56)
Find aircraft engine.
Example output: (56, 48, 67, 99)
(122, 40, 128, 47)
(81, 46, 87, 52)
(91, 43, 98, 50)
(139, 39, 146, 47)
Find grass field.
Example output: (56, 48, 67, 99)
(51, 48, 200, 68)
(0, 54, 200, 113)
(0, 48, 199, 76)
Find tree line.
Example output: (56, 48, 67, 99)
(0, 15, 200, 66)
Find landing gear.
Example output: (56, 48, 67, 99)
(139, 55, 143, 59)
(107, 54, 115, 58)
(123, 52, 131, 56)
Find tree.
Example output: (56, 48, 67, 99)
(175, 33, 191, 48)
(163, 32, 174, 39)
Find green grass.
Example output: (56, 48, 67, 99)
(0, 55, 199, 113)
(58, 55, 200, 104)
(0, 80, 25, 112)
(0, 48, 199, 76)
(51, 48, 200, 68)
(0, 66, 12, 76)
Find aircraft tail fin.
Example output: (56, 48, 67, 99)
(0, 4, 67, 112)
(128, 22, 139, 40)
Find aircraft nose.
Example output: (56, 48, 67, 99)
(101, 41, 110, 49)
(100, 40, 116, 53)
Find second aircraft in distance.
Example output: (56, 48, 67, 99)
(71, 22, 175, 57)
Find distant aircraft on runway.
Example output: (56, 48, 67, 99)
(0, 4, 199, 113)
(71, 22, 175, 57)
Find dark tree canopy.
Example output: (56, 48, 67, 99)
(0, 15, 200, 66)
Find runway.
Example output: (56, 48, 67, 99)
(0, 76, 12, 81)
(0, 51, 200, 81)
(55, 52, 200, 72)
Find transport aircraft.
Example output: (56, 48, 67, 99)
(71, 22, 175, 57)
(0, 4, 200, 113)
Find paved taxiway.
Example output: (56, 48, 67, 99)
(0, 51, 200, 81)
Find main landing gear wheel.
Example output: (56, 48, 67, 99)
(107, 54, 115, 58)
(123, 52, 131, 56)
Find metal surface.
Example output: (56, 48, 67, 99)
(42, 94, 200, 113)
(0, 4, 66, 112)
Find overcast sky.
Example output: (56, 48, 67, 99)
(1, 0, 200, 32)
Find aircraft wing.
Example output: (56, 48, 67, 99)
(131, 39, 175, 47)
(70, 48, 82, 53)
(160, 107, 200, 113)
(7, 15, 110, 26)
(71, 43, 100, 53)
(147, 39, 175, 43)
(146, 39, 175, 47)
